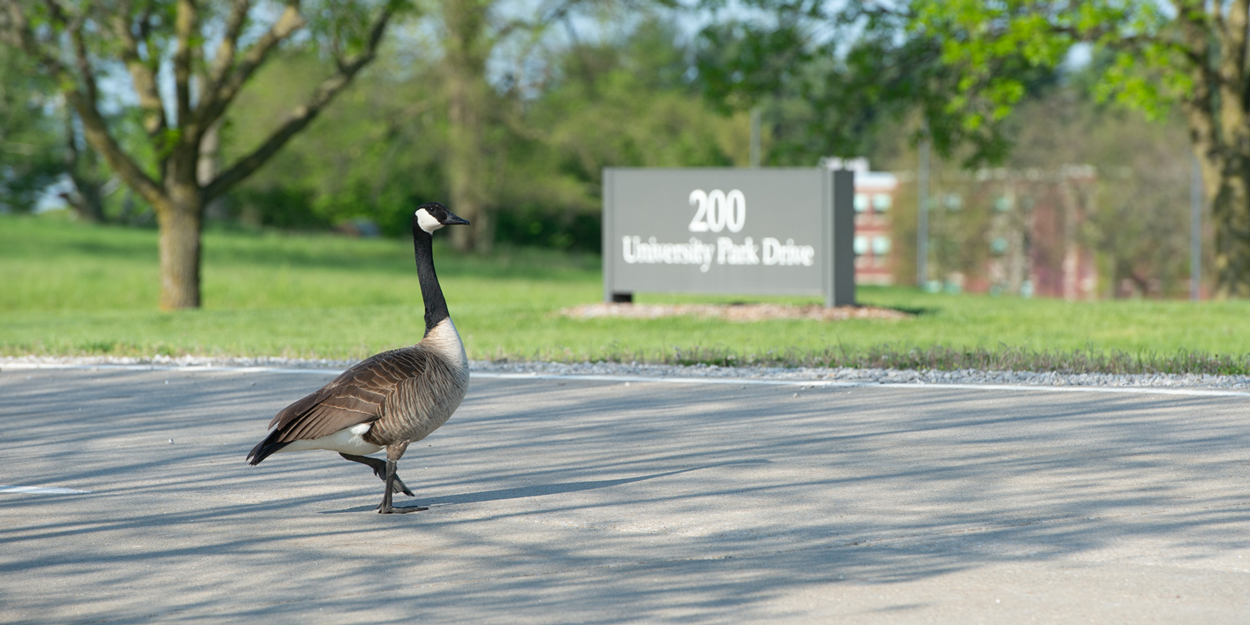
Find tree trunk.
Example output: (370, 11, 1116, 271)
(442, 0, 493, 254)
(1207, 164, 1250, 298)
(1179, 3, 1250, 298)
(156, 184, 204, 310)
(5, 1, 397, 312)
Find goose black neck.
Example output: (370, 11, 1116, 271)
(412, 228, 448, 336)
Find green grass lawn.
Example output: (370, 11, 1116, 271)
(4, 213, 1250, 373)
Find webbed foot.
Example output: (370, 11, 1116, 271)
(377, 502, 429, 514)
(376, 458, 423, 513)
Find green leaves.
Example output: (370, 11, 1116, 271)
(0, 46, 64, 213)
(695, 18, 813, 112)
(914, 0, 1182, 134)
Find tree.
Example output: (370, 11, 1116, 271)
(693, 2, 1054, 167)
(217, 8, 744, 252)
(60, 105, 114, 223)
(907, 0, 1250, 297)
(0, 45, 63, 214)
(0, 1, 402, 309)
(433, 0, 593, 254)
(490, 12, 751, 252)
(528, 17, 749, 183)
(1005, 79, 1195, 299)
(440, 0, 495, 253)
(219, 49, 448, 236)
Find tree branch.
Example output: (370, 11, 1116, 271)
(204, 4, 395, 201)
(2, 0, 167, 208)
(64, 7, 99, 106)
(1217, 1, 1249, 143)
(173, 0, 195, 138)
(1178, 7, 1220, 172)
(207, 0, 250, 88)
(195, 0, 304, 130)
(1225, 0, 1249, 83)
(495, 0, 579, 40)
(0, 2, 70, 86)
(39, 0, 71, 28)
(65, 88, 167, 210)
(112, 1, 167, 137)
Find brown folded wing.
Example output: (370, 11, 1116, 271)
(265, 348, 430, 443)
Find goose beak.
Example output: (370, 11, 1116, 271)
(443, 213, 470, 226)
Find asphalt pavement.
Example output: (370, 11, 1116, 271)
(2, 366, 1248, 624)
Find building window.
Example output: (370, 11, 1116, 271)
(853, 236, 868, 256)
(990, 237, 1008, 254)
(872, 193, 892, 212)
(854, 194, 869, 212)
(944, 193, 962, 210)
(872, 236, 891, 255)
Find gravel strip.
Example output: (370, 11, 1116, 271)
(4, 355, 1250, 391)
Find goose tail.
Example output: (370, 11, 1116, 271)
(247, 430, 290, 465)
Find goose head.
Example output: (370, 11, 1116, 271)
(414, 202, 470, 234)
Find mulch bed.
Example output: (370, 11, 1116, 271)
(560, 302, 911, 322)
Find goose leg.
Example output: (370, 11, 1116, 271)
(339, 453, 414, 496)
(378, 459, 427, 514)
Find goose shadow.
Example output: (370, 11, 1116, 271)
(321, 459, 769, 514)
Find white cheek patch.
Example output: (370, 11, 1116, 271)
(416, 209, 444, 233)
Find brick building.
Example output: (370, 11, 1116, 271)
(928, 166, 1098, 299)
(825, 159, 1099, 299)
(823, 159, 899, 286)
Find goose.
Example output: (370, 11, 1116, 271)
(246, 202, 471, 514)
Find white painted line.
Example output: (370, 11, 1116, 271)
(0, 362, 340, 375)
(0, 485, 91, 495)
(5, 362, 1250, 399)
(879, 381, 1250, 398)
(471, 371, 860, 388)
(468, 372, 1250, 398)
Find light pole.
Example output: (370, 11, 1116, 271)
(917, 133, 931, 288)
(750, 106, 762, 168)
(1191, 155, 1203, 301)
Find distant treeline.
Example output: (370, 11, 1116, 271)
(0, 3, 1203, 296)
(226, 186, 603, 252)
(166, 15, 753, 253)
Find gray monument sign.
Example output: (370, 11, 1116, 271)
(602, 168, 856, 307)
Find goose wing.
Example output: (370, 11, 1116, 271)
(265, 348, 432, 443)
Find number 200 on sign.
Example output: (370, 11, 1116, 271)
(688, 189, 745, 233)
